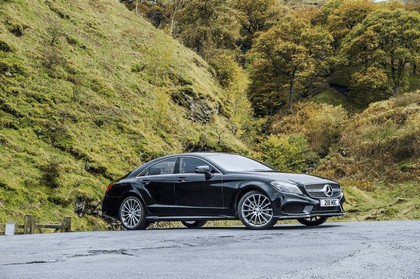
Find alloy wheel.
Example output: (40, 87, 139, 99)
(239, 191, 276, 229)
(119, 197, 148, 230)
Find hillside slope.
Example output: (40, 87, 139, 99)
(0, 0, 247, 229)
(315, 91, 420, 221)
(268, 91, 420, 221)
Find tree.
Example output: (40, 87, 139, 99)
(121, 1, 168, 28)
(326, 0, 374, 48)
(234, 0, 287, 52)
(161, 0, 187, 36)
(249, 18, 333, 114)
(342, 9, 420, 96)
(208, 51, 254, 136)
(175, 0, 240, 58)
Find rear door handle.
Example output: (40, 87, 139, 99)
(178, 177, 187, 182)
(142, 180, 151, 185)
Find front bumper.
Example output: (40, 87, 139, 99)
(271, 191, 345, 219)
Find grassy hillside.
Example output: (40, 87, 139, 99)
(316, 91, 420, 221)
(269, 91, 420, 221)
(316, 91, 420, 182)
(0, 0, 248, 230)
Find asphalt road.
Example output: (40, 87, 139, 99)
(0, 221, 419, 279)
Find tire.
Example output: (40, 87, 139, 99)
(297, 216, 328, 226)
(181, 220, 207, 228)
(238, 190, 276, 230)
(119, 196, 149, 230)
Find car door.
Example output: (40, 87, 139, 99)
(174, 157, 224, 216)
(139, 157, 178, 216)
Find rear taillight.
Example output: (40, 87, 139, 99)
(105, 185, 112, 194)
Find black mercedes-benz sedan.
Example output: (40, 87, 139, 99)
(102, 153, 345, 230)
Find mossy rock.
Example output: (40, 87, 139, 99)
(0, 40, 13, 52)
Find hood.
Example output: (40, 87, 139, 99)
(233, 172, 337, 185)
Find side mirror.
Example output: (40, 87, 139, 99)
(195, 165, 213, 179)
(195, 165, 210, 173)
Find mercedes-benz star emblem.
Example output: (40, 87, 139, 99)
(324, 184, 333, 197)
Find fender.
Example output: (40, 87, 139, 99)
(232, 181, 278, 215)
(117, 186, 150, 215)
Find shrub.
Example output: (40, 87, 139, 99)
(261, 134, 310, 172)
(0, 40, 13, 52)
(316, 91, 420, 181)
(40, 158, 61, 189)
(4, 18, 26, 37)
(270, 102, 348, 157)
(207, 51, 239, 88)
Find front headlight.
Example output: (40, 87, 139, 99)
(271, 181, 303, 195)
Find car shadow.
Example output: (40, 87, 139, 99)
(150, 224, 342, 231)
(201, 224, 342, 230)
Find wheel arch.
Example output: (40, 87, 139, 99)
(117, 189, 148, 218)
(233, 183, 272, 217)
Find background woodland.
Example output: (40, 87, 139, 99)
(0, 0, 419, 229)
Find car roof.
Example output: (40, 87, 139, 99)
(177, 152, 229, 155)
(154, 152, 237, 160)
(175, 152, 230, 157)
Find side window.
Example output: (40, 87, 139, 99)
(180, 157, 214, 174)
(143, 158, 177, 176)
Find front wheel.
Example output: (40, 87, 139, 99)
(119, 196, 149, 230)
(297, 216, 328, 226)
(238, 190, 277, 230)
(181, 220, 207, 228)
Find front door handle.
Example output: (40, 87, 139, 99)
(178, 177, 187, 182)
(142, 180, 151, 185)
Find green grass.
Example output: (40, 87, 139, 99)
(0, 0, 248, 230)
(339, 181, 420, 221)
(307, 84, 354, 111)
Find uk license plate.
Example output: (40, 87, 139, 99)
(320, 199, 339, 207)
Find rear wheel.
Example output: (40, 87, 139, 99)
(181, 220, 207, 228)
(119, 196, 149, 230)
(297, 216, 328, 226)
(238, 190, 276, 230)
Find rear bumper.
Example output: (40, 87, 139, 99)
(102, 196, 120, 219)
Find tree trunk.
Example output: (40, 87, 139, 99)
(170, 15, 175, 37)
(393, 84, 399, 97)
(135, 1, 139, 15)
(289, 78, 294, 112)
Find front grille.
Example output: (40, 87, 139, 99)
(282, 203, 306, 214)
(304, 184, 341, 199)
(311, 205, 341, 213)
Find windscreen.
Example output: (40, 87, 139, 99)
(207, 154, 273, 172)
